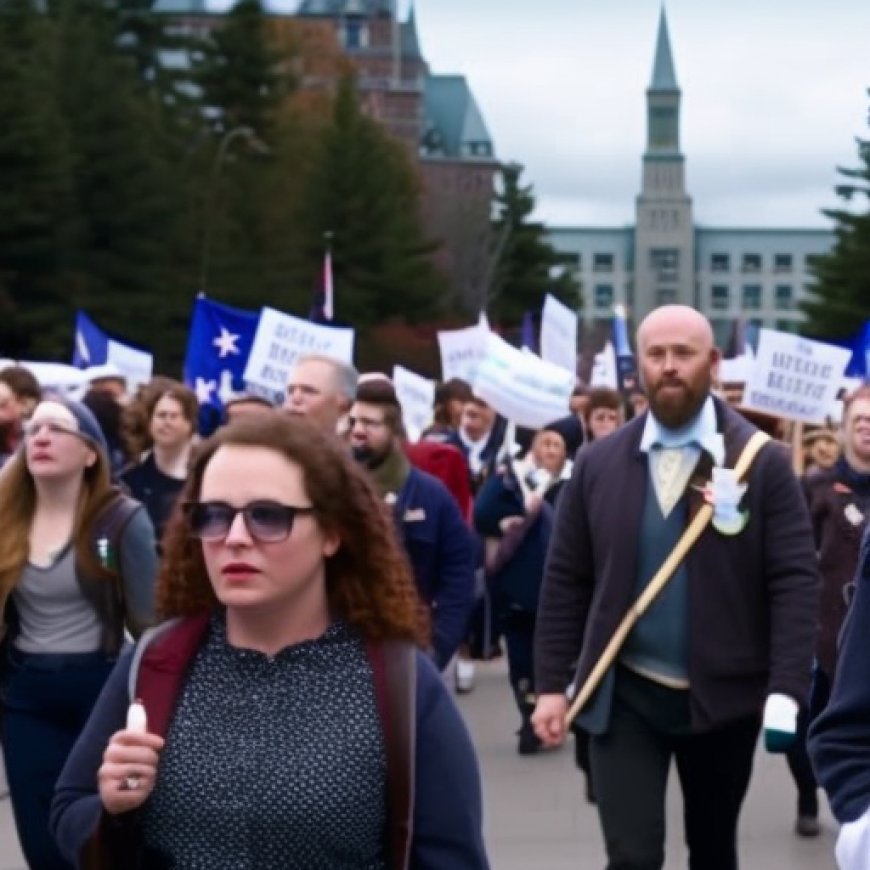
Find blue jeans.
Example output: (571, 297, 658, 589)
(1, 648, 115, 870)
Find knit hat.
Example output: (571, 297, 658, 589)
(37, 397, 109, 456)
(543, 414, 584, 458)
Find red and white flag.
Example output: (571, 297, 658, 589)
(322, 249, 334, 322)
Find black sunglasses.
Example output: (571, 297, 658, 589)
(184, 501, 315, 543)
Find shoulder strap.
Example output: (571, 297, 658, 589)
(94, 491, 143, 567)
(132, 612, 211, 738)
(366, 638, 417, 870)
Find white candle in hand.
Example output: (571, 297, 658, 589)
(126, 699, 147, 734)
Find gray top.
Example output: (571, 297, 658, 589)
(13, 508, 157, 653)
(140, 614, 388, 869)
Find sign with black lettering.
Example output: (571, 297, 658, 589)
(742, 329, 852, 424)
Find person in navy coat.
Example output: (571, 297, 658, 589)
(350, 380, 476, 670)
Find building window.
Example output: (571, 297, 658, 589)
(342, 19, 368, 49)
(650, 248, 679, 282)
(554, 252, 581, 270)
(805, 254, 823, 271)
(776, 320, 799, 334)
(742, 285, 762, 310)
(775, 285, 793, 311)
(774, 254, 793, 273)
(711, 285, 730, 310)
(656, 288, 677, 305)
(594, 284, 614, 309)
(593, 253, 614, 273)
(711, 254, 730, 273)
(742, 254, 762, 273)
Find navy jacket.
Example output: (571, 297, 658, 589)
(808, 526, 870, 823)
(394, 468, 475, 669)
(50, 635, 490, 869)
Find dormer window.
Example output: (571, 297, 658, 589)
(341, 18, 368, 49)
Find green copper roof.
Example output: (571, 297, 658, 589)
(424, 74, 494, 159)
(650, 8, 678, 91)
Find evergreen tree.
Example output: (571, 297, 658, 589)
(488, 162, 580, 329)
(802, 93, 870, 340)
(196, 0, 284, 139)
(53, 0, 192, 366)
(0, 0, 78, 357)
(293, 74, 449, 327)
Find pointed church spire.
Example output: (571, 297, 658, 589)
(402, 2, 422, 58)
(650, 7, 678, 91)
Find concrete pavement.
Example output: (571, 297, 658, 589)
(0, 658, 839, 869)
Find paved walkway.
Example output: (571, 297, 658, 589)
(0, 659, 839, 869)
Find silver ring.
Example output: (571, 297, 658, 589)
(123, 775, 142, 791)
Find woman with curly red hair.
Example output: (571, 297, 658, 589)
(51, 414, 490, 869)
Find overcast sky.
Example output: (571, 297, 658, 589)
(405, 0, 869, 229)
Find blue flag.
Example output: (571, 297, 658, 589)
(183, 297, 261, 419)
(847, 320, 870, 378)
(72, 311, 110, 368)
(612, 305, 638, 393)
(520, 310, 537, 352)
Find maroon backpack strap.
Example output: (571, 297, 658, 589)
(132, 612, 211, 738)
(366, 638, 417, 870)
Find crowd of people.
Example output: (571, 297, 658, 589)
(0, 302, 869, 869)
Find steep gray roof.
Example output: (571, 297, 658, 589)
(423, 73, 494, 159)
(297, 0, 392, 15)
(649, 7, 678, 91)
(401, 5, 422, 58)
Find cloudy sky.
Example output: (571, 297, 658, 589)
(404, 0, 869, 229)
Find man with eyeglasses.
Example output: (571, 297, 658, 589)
(349, 379, 475, 670)
(283, 355, 357, 438)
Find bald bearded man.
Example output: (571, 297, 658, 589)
(532, 306, 819, 870)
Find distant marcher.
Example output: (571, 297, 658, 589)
(50, 415, 489, 869)
(0, 366, 42, 466)
(283, 354, 358, 438)
(421, 378, 474, 443)
(785, 387, 870, 837)
(82, 388, 129, 481)
(474, 419, 578, 755)
(350, 381, 476, 670)
(584, 387, 624, 441)
(0, 398, 156, 870)
(223, 392, 274, 424)
(803, 426, 840, 476)
(122, 382, 198, 546)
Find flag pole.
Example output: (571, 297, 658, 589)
(322, 230, 334, 322)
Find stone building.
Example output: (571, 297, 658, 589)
(546, 10, 834, 346)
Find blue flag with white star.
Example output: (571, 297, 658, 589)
(183, 297, 261, 427)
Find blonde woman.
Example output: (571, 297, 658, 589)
(0, 398, 157, 869)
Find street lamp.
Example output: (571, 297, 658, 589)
(198, 125, 269, 296)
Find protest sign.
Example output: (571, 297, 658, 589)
(243, 307, 354, 400)
(473, 333, 574, 429)
(540, 294, 578, 375)
(742, 329, 852, 424)
(590, 340, 618, 389)
(437, 321, 489, 383)
(393, 365, 435, 442)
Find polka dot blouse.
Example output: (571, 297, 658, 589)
(139, 614, 388, 869)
